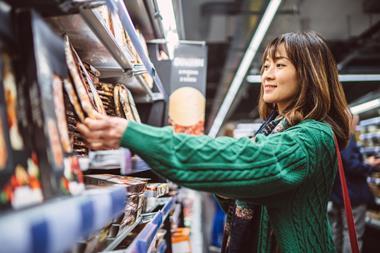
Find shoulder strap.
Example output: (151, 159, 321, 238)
(333, 135, 360, 253)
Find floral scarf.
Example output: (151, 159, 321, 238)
(220, 112, 289, 253)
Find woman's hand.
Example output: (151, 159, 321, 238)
(76, 111, 129, 150)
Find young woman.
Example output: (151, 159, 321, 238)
(78, 31, 350, 253)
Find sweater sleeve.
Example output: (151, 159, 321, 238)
(121, 121, 334, 199)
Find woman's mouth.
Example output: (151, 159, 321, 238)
(264, 84, 277, 92)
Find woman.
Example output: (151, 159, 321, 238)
(78, 31, 350, 253)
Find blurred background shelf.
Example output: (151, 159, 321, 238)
(360, 116, 380, 127)
(366, 215, 380, 230)
(360, 146, 380, 154)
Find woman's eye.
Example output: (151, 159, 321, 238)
(276, 63, 285, 68)
(263, 65, 269, 70)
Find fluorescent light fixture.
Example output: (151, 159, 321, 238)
(246, 73, 380, 114)
(208, 0, 282, 137)
(246, 74, 262, 83)
(351, 99, 380, 114)
(246, 74, 380, 84)
(338, 74, 380, 82)
(156, 0, 179, 59)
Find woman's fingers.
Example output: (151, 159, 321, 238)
(77, 123, 105, 140)
(94, 110, 107, 120)
(77, 123, 91, 138)
(84, 117, 110, 131)
(89, 142, 105, 150)
(77, 116, 128, 150)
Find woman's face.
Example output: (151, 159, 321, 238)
(261, 44, 299, 113)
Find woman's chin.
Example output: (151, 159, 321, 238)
(263, 97, 275, 104)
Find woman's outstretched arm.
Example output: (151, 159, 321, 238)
(119, 120, 334, 199)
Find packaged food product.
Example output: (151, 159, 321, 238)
(0, 52, 44, 210)
(17, 10, 84, 197)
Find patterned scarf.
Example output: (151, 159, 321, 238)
(221, 111, 289, 253)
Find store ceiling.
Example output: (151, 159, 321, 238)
(180, 0, 380, 133)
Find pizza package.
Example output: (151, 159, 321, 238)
(16, 10, 84, 198)
(0, 4, 44, 211)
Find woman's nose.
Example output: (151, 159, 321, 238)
(263, 66, 275, 80)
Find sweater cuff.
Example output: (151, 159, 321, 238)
(120, 121, 166, 157)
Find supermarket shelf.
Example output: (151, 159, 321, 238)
(125, 197, 174, 253)
(123, 0, 169, 56)
(366, 215, 380, 230)
(103, 216, 142, 251)
(157, 240, 168, 253)
(368, 177, 380, 185)
(9, 0, 166, 102)
(0, 186, 126, 253)
(103, 197, 174, 252)
(79, 152, 153, 175)
(360, 116, 380, 127)
(360, 146, 380, 154)
(46, 1, 163, 102)
(4, 0, 101, 16)
(80, 6, 133, 70)
(124, 0, 165, 40)
(161, 197, 175, 221)
(360, 132, 380, 140)
(114, 0, 166, 99)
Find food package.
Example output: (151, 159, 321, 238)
(85, 174, 148, 228)
(64, 36, 106, 117)
(0, 52, 44, 210)
(63, 78, 88, 156)
(114, 84, 141, 122)
(17, 10, 84, 197)
(95, 82, 116, 117)
(0, 4, 44, 210)
(64, 36, 108, 156)
(84, 174, 148, 194)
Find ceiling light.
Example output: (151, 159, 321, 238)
(208, 0, 282, 137)
(246, 75, 261, 83)
(338, 74, 380, 82)
(246, 74, 380, 84)
(351, 99, 380, 114)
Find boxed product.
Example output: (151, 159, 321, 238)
(84, 174, 148, 194)
(95, 82, 117, 116)
(0, 3, 44, 210)
(63, 78, 88, 155)
(0, 52, 44, 210)
(64, 36, 106, 117)
(17, 10, 84, 198)
(114, 84, 141, 122)
(85, 174, 148, 228)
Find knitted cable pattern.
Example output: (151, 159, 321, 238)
(121, 120, 337, 252)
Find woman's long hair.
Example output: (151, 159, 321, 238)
(258, 31, 350, 147)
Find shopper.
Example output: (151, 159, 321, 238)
(78, 31, 351, 253)
(330, 114, 380, 253)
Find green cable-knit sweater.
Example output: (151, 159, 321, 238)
(120, 119, 337, 253)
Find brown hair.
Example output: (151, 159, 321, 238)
(259, 31, 350, 147)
